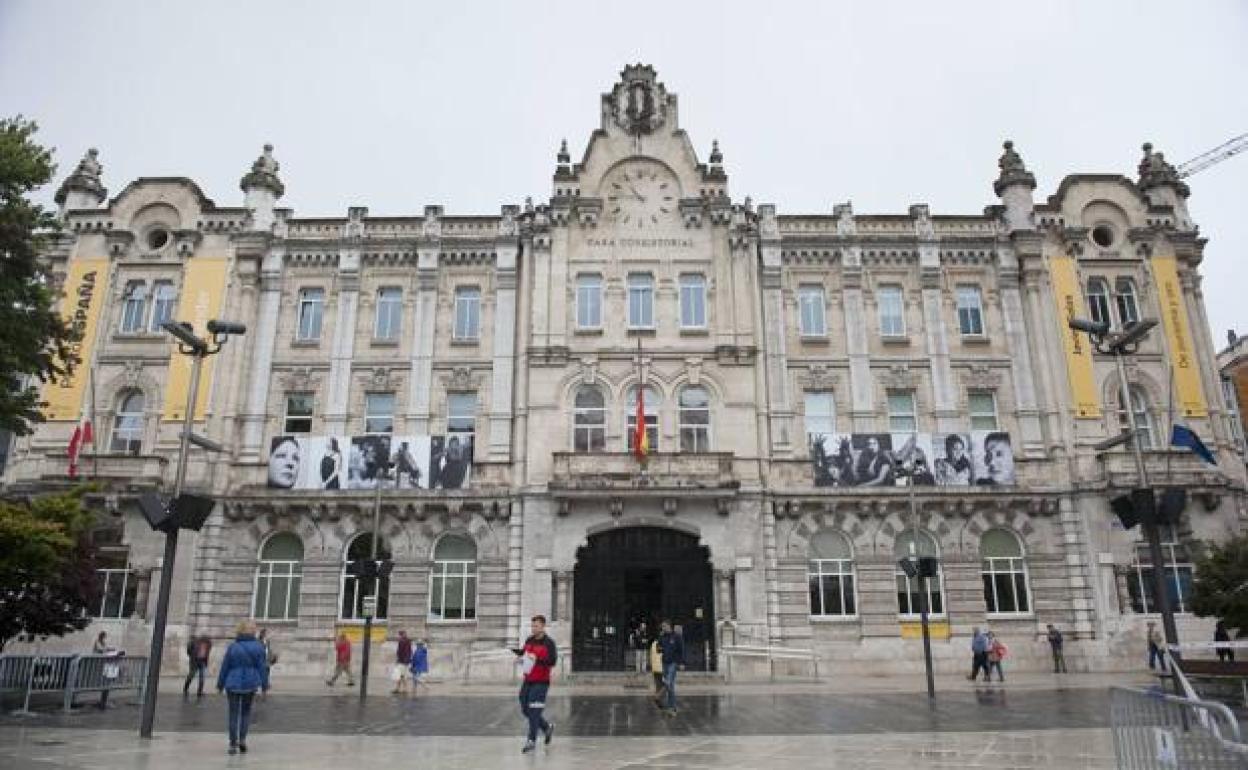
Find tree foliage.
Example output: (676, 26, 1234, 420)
(0, 116, 78, 435)
(0, 489, 99, 651)
(1190, 533, 1248, 636)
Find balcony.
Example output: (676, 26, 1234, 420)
(1085, 449, 1231, 492)
(549, 451, 739, 497)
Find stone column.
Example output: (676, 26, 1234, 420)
(758, 205, 792, 452)
(240, 247, 284, 458)
(324, 212, 363, 435)
(998, 243, 1044, 453)
(406, 207, 441, 434)
(488, 207, 519, 461)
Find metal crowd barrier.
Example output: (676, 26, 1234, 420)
(0, 654, 148, 714)
(1109, 686, 1248, 769)
(721, 644, 820, 682)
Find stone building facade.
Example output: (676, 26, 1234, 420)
(5, 66, 1245, 679)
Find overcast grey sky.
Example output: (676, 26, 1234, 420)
(2, 0, 1244, 349)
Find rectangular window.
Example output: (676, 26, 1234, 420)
(1128, 542, 1193, 614)
(429, 559, 477, 621)
(878, 285, 905, 337)
(956, 286, 984, 336)
(968, 392, 998, 431)
(284, 393, 314, 434)
(374, 287, 402, 340)
(94, 551, 137, 619)
(453, 287, 481, 340)
(1223, 378, 1245, 452)
(628, 274, 654, 329)
(296, 288, 324, 341)
(576, 274, 602, 329)
(149, 281, 177, 332)
(364, 393, 394, 434)
(120, 281, 148, 334)
(809, 560, 856, 617)
(798, 285, 826, 336)
(447, 392, 476, 438)
(679, 274, 706, 329)
(1115, 277, 1140, 326)
(887, 391, 916, 432)
(804, 392, 836, 440)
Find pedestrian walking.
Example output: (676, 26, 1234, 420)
(92, 632, 118, 709)
(410, 639, 429, 692)
(1046, 624, 1068, 673)
(216, 619, 270, 756)
(1146, 622, 1167, 672)
(628, 621, 651, 674)
(514, 614, 557, 754)
(326, 632, 355, 686)
(658, 619, 685, 717)
(259, 628, 278, 667)
(1215, 621, 1235, 663)
(986, 631, 1008, 682)
(649, 636, 665, 707)
(183, 634, 213, 697)
(392, 630, 413, 695)
(967, 626, 990, 682)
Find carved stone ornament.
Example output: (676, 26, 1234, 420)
(961, 364, 1002, 391)
(239, 144, 284, 198)
(1137, 142, 1190, 198)
(993, 140, 1036, 195)
(578, 358, 598, 386)
(758, 204, 779, 239)
(498, 205, 519, 238)
(369, 367, 397, 391)
(609, 64, 669, 135)
(121, 361, 144, 387)
(797, 364, 838, 391)
(444, 366, 475, 392)
(55, 148, 107, 205)
(880, 364, 919, 390)
(281, 366, 321, 392)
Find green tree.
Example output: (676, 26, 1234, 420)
(1190, 533, 1248, 637)
(0, 116, 78, 435)
(0, 489, 99, 651)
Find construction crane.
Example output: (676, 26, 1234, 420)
(1176, 133, 1248, 179)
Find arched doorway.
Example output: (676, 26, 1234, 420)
(573, 527, 715, 672)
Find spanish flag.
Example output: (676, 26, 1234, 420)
(633, 387, 649, 462)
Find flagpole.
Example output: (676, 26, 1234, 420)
(89, 364, 99, 480)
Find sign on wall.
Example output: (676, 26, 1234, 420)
(46, 258, 111, 420)
(267, 433, 474, 490)
(163, 256, 230, 421)
(809, 431, 1015, 487)
(1150, 254, 1207, 418)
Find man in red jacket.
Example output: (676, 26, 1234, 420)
(515, 614, 557, 753)
(326, 633, 355, 687)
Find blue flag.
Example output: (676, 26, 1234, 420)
(1170, 424, 1217, 465)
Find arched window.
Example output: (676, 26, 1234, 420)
(109, 390, 145, 454)
(1129, 527, 1193, 614)
(980, 529, 1030, 614)
(254, 532, 303, 620)
(340, 533, 390, 621)
(808, 530, 856, 617)
(624, 385, 660, 453)
(573, 386, 606, 452)
(1117, 385, 1156, 449)
(1115, 277, 1140, 326)
(1086, 277, 1111, 329)
(429, 534, 477, 621)
(678, 386, 711, 452)
(894, 530, 944, 617)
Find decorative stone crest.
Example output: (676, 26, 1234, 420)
(280, 366, 321, 392)
(993, 140, 1036, 195)
(498, 205, 519, 238)
(758, 204, 779, 239)
(1137, 142, 1190, 198)
(960, 364, 1001, 391)
(609, 64, 669, 135)
(880, 364, 919, 390)
(797, 364, 838, 391)
(239, 143, 285, 197)
(443, 366, 475, 392)
(55, 148, 107, 206)
(369, 367, 397, 390)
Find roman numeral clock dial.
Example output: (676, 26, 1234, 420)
(605, 161, 677, 229)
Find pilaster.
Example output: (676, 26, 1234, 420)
(240, 245, 284, 459)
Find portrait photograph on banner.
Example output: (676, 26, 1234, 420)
(849, 433, 895, 487)
(932, 433, 974, 486)
(306, 436, 348, 490)
(267, 435, 307, 489)
(971, 430, 1016, 486)
(389, 435, 431, 489)
(430, 434, 473, 490)
(890, 433, 936, 486)
(348, 435, 393, 489)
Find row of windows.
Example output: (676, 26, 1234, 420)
(575, 274, 708, 330)
(796, 285, 987, 339)
(804, 391, 1000, 437)
(295, 287, 482, 343)
(574, 384, 710, 452)
(119, 280, 177, 334)
(283, 391, 477, 436)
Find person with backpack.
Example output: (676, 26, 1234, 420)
(216, 620, 270, 756)
(183, 634, 213, 697)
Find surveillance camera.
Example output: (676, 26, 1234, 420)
(206, 319, 247, 336)
(1114, 319, 1158, 349)
(161, 321, 206, 351)
(1068, 317, 1110, 337)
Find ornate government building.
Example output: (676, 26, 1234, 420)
(5, 66, 1245, 678)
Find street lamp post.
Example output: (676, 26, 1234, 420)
(139, 320, 244, 739)
(1068, 317, 1180, 655)
(359, 458, 391, 703)
(899, 460, 937, 699)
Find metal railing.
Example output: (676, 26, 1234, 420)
(1110, 686, 1248, 768)
(0, 654, 147, 714)
(721, 644, 820, 682)
(1164, 642, 1248, 705)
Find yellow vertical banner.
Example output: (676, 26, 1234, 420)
(1049, 254, 1101, 418)
(163, 257, 230, 421)
(45, 258, 111, 421)
(1150, 255, 1207, 418)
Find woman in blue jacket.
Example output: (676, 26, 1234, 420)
(216, 620, 270, 755)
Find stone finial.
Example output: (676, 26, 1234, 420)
(1229, 329, 1239, 347)
(557, 139, 570, 165)
(709, 140, 723, 166)
(1137, 142, 1190, 198)
(239, 143, 285, 197)
(54, 147, 107, 207)
(993, 140, 1036, 196)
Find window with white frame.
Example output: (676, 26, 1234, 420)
(364, 393, 395, 434)
(798, 285, 826, 336)
(981, 529, 1030, 614)
(120, 281, 148, 333)
(1128, 529, 1193, 614)
(576, 274, 602, 329)
(804, 392, 836, 444)
(446, 392, 476, 441)
(429, 534, 477, 621)
(628, 274, 654, 329)
(678, 385, 711, 452)
(894, 530, 944, 616)
(453, 287, 481, 340)
(253, 532, 303, 621)
(625, 385, 660, 452)
(340, 532, 390, 621)
(283, 393, 314, 434)
(1223, 378, 1245, 452)
(968, 392, 999, 431)
(679, 274, 706, 329)
(878, 285, 905, 337)
(296, 287, 324, 341)
(573, 385, 606, 451)
(956, 285, 984, 336)
(109, 390, 145, 454)
(1115, 277, 1140, 326)
(1117, 385, 1155, 449)
(94, 551, 137, 619)
(149, 281, 177, 332)
(374, 287, 402, 340)
(808, 530, 856, 617)
(887, 391, 917, 432)
(1086, 277, 1111, 329)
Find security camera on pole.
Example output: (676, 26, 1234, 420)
(139, 319, 245, 739)
(355, 457, 395, 703)
(896, 458, 937, 699)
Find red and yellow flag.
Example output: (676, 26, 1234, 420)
(632, 387, 649, 462)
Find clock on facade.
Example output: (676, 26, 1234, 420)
(605, 161, 677, 229)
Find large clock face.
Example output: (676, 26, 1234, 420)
(605, 161, 677, 229)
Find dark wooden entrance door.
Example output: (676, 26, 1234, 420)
(573, 527, 715, 672)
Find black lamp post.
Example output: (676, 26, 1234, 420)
(358, 458, 394, 703)
(897, 459, 937, 699)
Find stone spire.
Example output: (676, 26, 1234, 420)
(993, 140, 1036, 234)
(555, 139, 571, 179)
(709, 139, 723, 166)
(1137, 142, 1190, 198)
(993, 140, 1035, 196)
(54, 148, 107, 214)
(240, 143, 284, 232)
